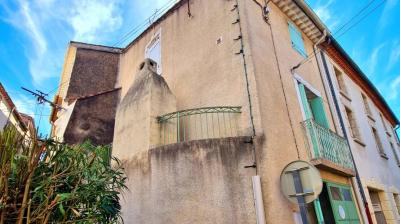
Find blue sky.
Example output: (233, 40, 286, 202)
(0, 0, 399, 136)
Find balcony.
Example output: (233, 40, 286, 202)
(301, 119, 355, 176)
(157, 106, 241, 145)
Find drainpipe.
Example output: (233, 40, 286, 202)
(318, 41, 373, 224)
(314, 30, 327, 48)
(395, 125, 400, 144)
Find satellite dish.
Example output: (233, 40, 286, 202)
(280, 160, 323, 204)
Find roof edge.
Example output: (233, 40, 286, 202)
(70, 41, 123, 53)
(328, 37, 399, 126)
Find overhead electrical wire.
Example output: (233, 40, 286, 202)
(293, 0, 386, 71)
(112, 0, 178, 47)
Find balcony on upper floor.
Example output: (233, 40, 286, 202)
(157, 106, 241, 145)
(301, 118, 355, 176)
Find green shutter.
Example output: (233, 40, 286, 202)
(310, 97, 330, 128)
(313, 199, 325, 224)
(299, 83, 320, 157)
(288, 22, 307, 57)
(326, 182, 360, 224)
(298, 83, 312, 119)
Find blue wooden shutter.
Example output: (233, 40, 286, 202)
(288, 22, 307, 57)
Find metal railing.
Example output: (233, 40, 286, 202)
(302, 119, 354, 170)
(157, 106, 241, 145)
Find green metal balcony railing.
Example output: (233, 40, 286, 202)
(302, 119, 354, 170)
(157, 106, 241, 145)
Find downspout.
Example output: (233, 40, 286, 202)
(395, 125, 400, 143)
(318, 40, 373, 224)
(312, 31, 339, 134)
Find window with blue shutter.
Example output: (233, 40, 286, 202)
(288, 22, 307, 58)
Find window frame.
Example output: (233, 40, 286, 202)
(390, 141, 400, 166)
(144, 29, 162, 74)
(344, 107, 362, 142)
(361, 93, 373, 119)
(372, 126, 387, 158)
(334, 66, 349, 96)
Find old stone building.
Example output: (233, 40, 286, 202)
(50, 0, 400, 223)
(49, 42, 121, 145)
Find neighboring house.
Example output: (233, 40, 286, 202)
(50, 0, 399, 223)
(0, 83, 36, 139)
(49, 42, 122, 146)
(321, 39, 400, 224)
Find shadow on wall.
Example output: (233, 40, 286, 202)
(64, 89, 120, 146)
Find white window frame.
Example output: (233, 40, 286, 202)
(145, 29, 162, 74)
(293, 73, 322, 120)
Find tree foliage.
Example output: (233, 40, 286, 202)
(0, 127, 127, 223)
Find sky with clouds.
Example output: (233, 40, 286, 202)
(0, 0, 399, 136)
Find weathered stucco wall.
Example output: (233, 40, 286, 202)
(116, 0, 355, 223)
(120, 137, 257, 224)
(117, 0, 254, 137)
(63, 90, 120, 145)
(113, 59, 177, 159)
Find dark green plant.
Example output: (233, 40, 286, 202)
(0, 126, 127, 223)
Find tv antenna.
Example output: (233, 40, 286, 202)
(21, 87, 65, 111)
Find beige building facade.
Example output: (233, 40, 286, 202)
(50, 0, 399, 223)
(322, 40, 400, 224)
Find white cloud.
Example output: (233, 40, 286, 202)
(378, 0, 398, 30)
(68, 0, 123, 42)
(19, 1, 47, 55)
(313, 0, 339, 31)
(388, 76, 400, 100)
(366, 43, 385, 75)
(386, 41, 400, 72)
(1, 0, 124, 85)
(12, 94, 37, 117)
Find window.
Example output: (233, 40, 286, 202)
(390, 142, 400, 166)
(330, 186, 342, 200)
(369, 190, 387, 224)
(361, 94, 373, 117)
(372, 127, 386, 157)
(342, 188, 353, 201)
(288, 22, 307, 57)
(379, 114, 388, 132)
(297, 82, 329, 128)
(145, 30, 162, 74)
(334, 67, 348, 95)
(393, 194, 400, 215)
(345, 107, 362, 140)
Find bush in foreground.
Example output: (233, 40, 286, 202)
(0, 127, 127, 223)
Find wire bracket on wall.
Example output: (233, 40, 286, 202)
(244, 163, 257, 169)
(232, 18, 240, 24)
(187, 0, 192, 18)
(231, 4, 238, 11)
(233, 35, 242, 41)
(235, 49, 244, 55)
